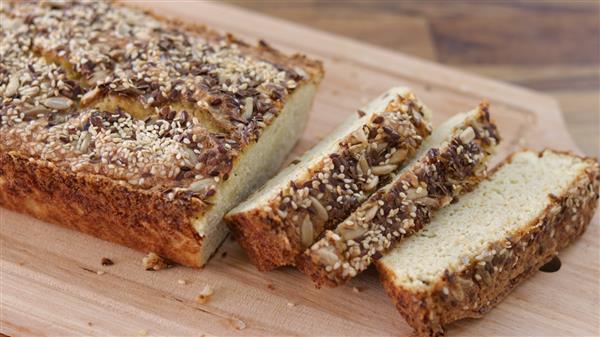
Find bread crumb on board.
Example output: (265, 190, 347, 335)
(229, 317, 246, 331)
(177, 279, 187, 285)
(352, 286, 366, 293)
(101, 257, 114, 266)
(142, 252, 167, 271)
(196, 285, 214, 304)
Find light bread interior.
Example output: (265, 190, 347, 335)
(195, 82, 319, 262)
(380, 150, 590, 290)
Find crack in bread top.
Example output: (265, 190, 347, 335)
(1, 1, 319, 203)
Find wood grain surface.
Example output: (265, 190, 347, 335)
(1, 2, 598, 337)
(227, 0, 600, 157)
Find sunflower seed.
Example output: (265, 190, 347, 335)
(89, 70, 109, 84)
(340, 224, 366, 240)
(241, 97, 253, 121)
(406, 187, 428, 200)
(371, 164, 397, 176)
(459, 127, 475, 143)
(4, 76, 20, 97)
(404, 172, 419, 187)
(363, 175, 379, 191)
(22, 106, 50, 120)
(348, 143, 367, 156)
(309, 196, 328, 222)
(415, 197, 439, 208)
(351, 127, 368, 144)
(375, 142, 389, 151)
(19, 86, 40, 97)
(450, 284, 465, 301)
(358, 155, 370, 176)
(188, 178, 214, 192)
(363, 204, 379, 221)
(300, 216, 314, 248)
(77, 131, 92, 152)
(81, 87, 101, 105)
(388, 149, 408, 164)
(43, 96, 73, 110)
(293, 66, 307, 79)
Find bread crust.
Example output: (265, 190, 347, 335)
(228, 208, 299, 271)
(227, 92, 432, 271)
(298, 103, 500, 287)
(376, 151, 600, 337)
(0, 150, 205, 267)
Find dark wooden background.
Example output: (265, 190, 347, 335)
(227, 0, 599, 156)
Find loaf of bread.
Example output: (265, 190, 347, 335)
(376, 150, 600, 337)
(0, 1, 322, 267)
(297, 103, 500, 287)
(226, 88, 432, 270)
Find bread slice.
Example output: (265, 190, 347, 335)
(297, 103, 500, 287)
(0, 2, 322, 267)
(226, 88, 433, 270)
(376, 150, 600, 337)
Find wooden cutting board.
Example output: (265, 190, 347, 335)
(1, 3, 597, 336)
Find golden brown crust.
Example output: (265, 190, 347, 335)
(0, 150, 204, 267)
(376, 151, 600, 337)
(228, 208, 298, 271)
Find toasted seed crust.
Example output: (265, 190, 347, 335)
(298, 103, 500, 287)
(376, 150, 600, 337)
(226, 90, 432, 271)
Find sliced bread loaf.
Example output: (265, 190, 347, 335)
(376, 150, 600, 337)
(298, 102, 500, 287)
(0, 2, 322, 267)
(226, 88, 432, 270)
